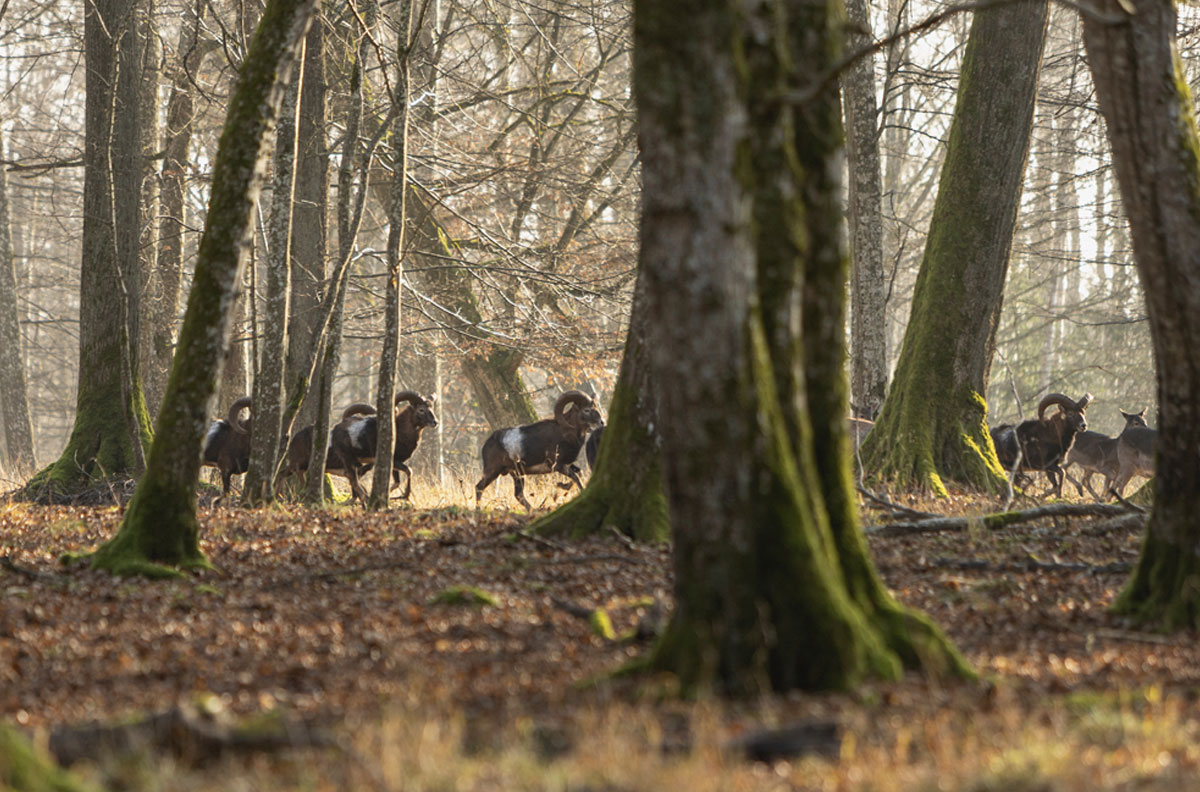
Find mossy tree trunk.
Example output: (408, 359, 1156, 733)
(393, 185, 539, 431)
(92, 0, 318, 575)
(636, 0, 969, 694)
(0, 723, 94, 792)
(1083, 0, 1200, 629)
(25, 0, 156, 501)
(860, 0, 1049, 496)
(114, 0, 159, 455)
(530, 274, 669, 542)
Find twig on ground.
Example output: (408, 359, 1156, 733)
(926, 557, 1133, 575)
(1109, 489, 1147, 514)
(1090, 628, 1181, 646)
(514, 529, 569, 552)
(856, 487, 938, 519)
(551, 596, 594, 620)
(606, 525, 636, 550)
(528, 553, 639, 567)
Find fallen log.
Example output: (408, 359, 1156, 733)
(865, 502, 1140, 538)
(48, 701, 333, 767)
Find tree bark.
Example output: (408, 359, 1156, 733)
(371, 0, 415, 509)
(303, 1, 377, 504)
(243, 77, 300, 505)
(129, 0, 164, 419)
(0, 127, 36, 474)
(636, 0, 968, 694)
(284, 18, 329, 432)
(861, 0, 1049, 495)
(842, 0, 888, 420)
(93, 0, 317, 575)
(149, 4, 217, 418)
(1083, 0, 1200, 629)
(24, 0, 156, 500)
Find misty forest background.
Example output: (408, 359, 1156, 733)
(0, 0, 1171, 486)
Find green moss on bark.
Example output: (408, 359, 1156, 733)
(1113, 524, 1200, 630)
(24, 369, 152, 502)
(91, 478, 208, 577)
(0, 724, 96, 792)
(863, 383, 1006, 496)
(650, 319, 906, 694)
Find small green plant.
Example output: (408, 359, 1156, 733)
(429, 585, 500, 608)
(589, 608, 615, 640)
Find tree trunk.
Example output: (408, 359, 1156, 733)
(371, 0, 415, 510)
(130, 1, 164, 419)
(636, 0, 968, 694)
(113, 0, 158, 468)
(25, 0, 156, 500)
(0, 127, 36, 474)
(530, 272, 669, 542)
(243, 77, 300, 505)
(303, 2, 376, 504)
(842, 0, 887, 420)
(461, 347, 538, 429)
(861, 0, 1049, 495)
(149, 5, 216, 418)
(284, 19, 329, 432)
(93, 0, 318, 575)
(1083, 0, 1200, 629)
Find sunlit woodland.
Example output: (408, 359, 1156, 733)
(4, 0, 1200, 787)
(0, 0, 1177, 477)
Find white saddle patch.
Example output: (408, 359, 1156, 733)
(500, 428, 524, 463)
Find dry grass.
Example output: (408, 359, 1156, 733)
(77, 684, 1200, 791)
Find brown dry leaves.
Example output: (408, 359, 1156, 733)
(1, 503, 669, 730)
(2, 489, 1199, 743)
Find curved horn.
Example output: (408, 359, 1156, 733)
(340, 402, 376, 420)
(554, 390, 593, 425)
(394, 390, 425, 409)
(1037, 393, 1077, 419)
(227, 396, 252, 434)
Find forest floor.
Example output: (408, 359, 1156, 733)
(3, 474, 1200, 791)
